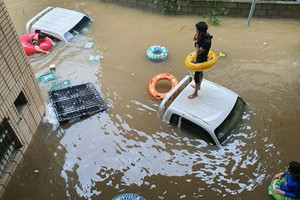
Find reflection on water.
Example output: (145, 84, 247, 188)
(44, 103, 275, 199)
(3, 0, 300, 199)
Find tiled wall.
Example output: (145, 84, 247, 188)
(0, 0, 45, 194)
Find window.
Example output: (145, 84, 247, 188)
(170, 114, 180, 125)
(214, 97, 246, 144)
(169, 114, 215, 145)
(14, 91, 28, 112)
(72, 16, 91, 33)
(0, 119, 21, 178)
(64, 16, 91, 41)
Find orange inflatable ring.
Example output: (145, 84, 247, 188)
(185, 51, 217, 71)
(148, 73, 178, 100)
(20, 33, 53, 55)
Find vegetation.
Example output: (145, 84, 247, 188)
(153, 0, 228, 26)
(203, 7, 229, 26)
(153, 0, 190, 14)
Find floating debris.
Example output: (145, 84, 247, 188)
(51, 79, 71, 90)
(40, 72, 56, 83)
(84, 42, 94, 49)
(49, 64, 56, 71)
(89, 55, 100, 62)
(218, 52, 226, 58)
(48, 82, 108, 125)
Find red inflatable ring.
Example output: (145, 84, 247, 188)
(20, 33, 53, 55)
(148, 73, 178, 100)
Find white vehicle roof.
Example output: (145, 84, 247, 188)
(158, 74, 241, 147)
(166, 79, 238, 130)
(26, 7, 90, 42)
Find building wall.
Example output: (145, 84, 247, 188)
(100, 0, 300, 18)
(0, 0, 45, 195)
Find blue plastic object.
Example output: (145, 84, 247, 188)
(51, 79, 71, 90)
(40, 72, 56, 83)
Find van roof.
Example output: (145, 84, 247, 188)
(163, 79, 239, 132)
(30, 7, 88, 39)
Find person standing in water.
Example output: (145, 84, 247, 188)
(188, 21, 213, 99)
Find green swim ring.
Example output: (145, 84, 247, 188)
(268, 177, 300, 200)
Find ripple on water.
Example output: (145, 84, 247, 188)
(57, 107, 279, 199)
(30, 19, 284, 200)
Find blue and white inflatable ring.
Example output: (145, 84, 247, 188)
(146, 45, 168, 61)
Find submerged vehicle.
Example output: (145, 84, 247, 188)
(158, 74, 247, 148)
(26, 7, 91, 42)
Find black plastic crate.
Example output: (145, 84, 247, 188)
(48, 82, 108, 125)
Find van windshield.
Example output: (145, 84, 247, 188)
(64, 16, 91, 41)
(214, 97, 246, 143)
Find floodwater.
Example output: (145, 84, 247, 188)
(3, 0, 300, 199)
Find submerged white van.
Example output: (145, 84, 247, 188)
(158, 74, 246, 148)
(26, 7, 91, 42)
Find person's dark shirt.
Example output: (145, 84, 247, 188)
(194, 34, 213, 63)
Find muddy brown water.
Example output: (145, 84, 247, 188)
(2, 0, 300, 199)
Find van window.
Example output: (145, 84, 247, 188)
(170, 114, 216, 145)
(72, 16, 91, 33)
(215, 97, 246, 143)
(64, 16, 91, 41)
(170, 114, 180, 125)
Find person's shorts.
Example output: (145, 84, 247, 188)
(32, 40, 40, 46)
(194, 71, 203, 83)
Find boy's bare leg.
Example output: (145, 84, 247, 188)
(190, 83, 200, 90)
(188, 83, 200, 99)
(190, 75, 203, 91)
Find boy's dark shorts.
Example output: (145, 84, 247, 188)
(194, 71, 203, 83)
(32, 40, 40, 46)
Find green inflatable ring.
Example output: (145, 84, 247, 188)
(268, 177, 300, 200)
